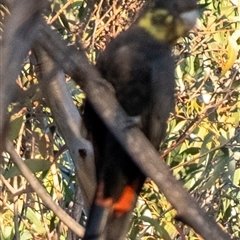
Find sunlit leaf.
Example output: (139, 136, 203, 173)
(26, 208, 45, 234)
(233, 168, 240, 187)
(8, 115, 24, 141)
(139, 216, 172, 240)
(221, 36, 239, 76)
(4, 159, 52, 179)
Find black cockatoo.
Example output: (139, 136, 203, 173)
(83, 0, 198, 239)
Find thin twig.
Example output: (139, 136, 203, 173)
(5, 140, 85, 238)
(48, 0, 74, 24)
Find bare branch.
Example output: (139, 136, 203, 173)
(0, 1, 233, 238)
(36, 21, 232, 240)
(0, 0, 45, 158)
(32, 46, 96, 208)
(5, 140, 85, 238)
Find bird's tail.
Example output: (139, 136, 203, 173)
(83, 181, 144, 240)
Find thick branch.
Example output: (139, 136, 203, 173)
(36, 22, 232, 240)
(0, 1, 88, 237)
(0, 0, 45, 158)
(32, 46, 96, 208)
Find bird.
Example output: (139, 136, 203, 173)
(83, 0, 198, 239)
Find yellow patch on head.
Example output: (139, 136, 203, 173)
(138, 9, 189, 43)
(165, 14, 173, 24)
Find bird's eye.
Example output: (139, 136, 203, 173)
(151, 11, 166, 25)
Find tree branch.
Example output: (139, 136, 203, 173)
(32, 46, 96, 209)
(0, 0, 45, 160)
(5, 140, 85, 238)
(36, 20, 233, 240)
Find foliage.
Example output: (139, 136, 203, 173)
(1, 0, 240, 239)
(133, 0, 240, 239)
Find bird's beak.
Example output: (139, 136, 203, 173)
(180, 10, 198, 30)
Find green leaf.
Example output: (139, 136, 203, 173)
(233, 168, 240, 187)
(20, 230, 33, 240)
(180, 147, 200, 155)
(221, 36, 239, 77)
(1, 225, 14, 240)
(70, 1, 84, 9)
(4, 159, 52, 179)
(139, 216, 172, 240)
(8, 115, 24, 141)
(26, 208, 45, 234)
(199, 155, 227, 190)
(200, 131, 214, 157)
(172, 120, 187, 133)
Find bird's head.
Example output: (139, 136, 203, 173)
(137, 0, 198, 43)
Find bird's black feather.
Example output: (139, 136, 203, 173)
(83, 1, 197, 239)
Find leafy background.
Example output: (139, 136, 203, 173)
(0, 0, 240, 239)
